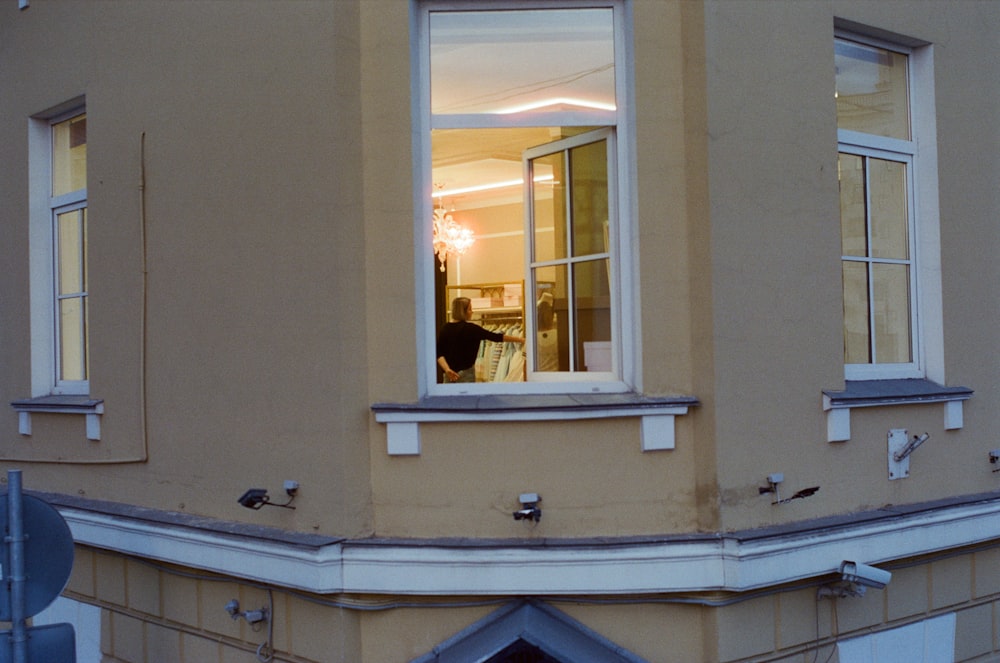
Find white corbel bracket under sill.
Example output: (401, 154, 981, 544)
(10, 396, 105, 441)
(822, 379, 972, 443)
(372, 394, 699, 456)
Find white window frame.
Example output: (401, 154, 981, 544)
(28, 102, 90, 397)
(415, 0, 638, 397)
(836, 31, 943, 384)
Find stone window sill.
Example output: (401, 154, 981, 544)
(11, 396, 104, 441)
(822, 379, 972, 442)
(371, 394, 699, 456)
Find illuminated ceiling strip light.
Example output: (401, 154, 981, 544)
(495, 97, 617, 115)
(433, 174, 554, 198)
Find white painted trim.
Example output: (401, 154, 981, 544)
(640, 414, 675, 451)
(386, 422, 421, 456)
(823, 400, 964, 443)
(63, 509, 346, 593)
(827, 408, 851, 442)
(18, 412, 31, 436)
(943, 399, 963, 430)
(376, 407, 689, 455)
(57, 497, 1000, 596)
(11, 399, 104, 441)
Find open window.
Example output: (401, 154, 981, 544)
(419, 1, 632, 395)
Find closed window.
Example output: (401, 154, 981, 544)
(29, 107, 89, 396)
(836, 35, 933, 381)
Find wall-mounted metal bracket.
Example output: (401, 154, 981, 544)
(888, 429, 929, 480)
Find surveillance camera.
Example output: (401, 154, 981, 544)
(237, 488, 269, 509)
(840, 560, 891, 589)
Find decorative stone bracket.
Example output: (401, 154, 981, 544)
(11, 396, 105, 441)
(822, 379, 972, 443)
(372, 394, 699, 456)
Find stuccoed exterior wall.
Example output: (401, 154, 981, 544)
(0, 0, 997, 661)
(0, 1, 374, 536)
(704, 0, 999, 533)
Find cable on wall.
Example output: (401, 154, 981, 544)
(137, 131, 150, 462)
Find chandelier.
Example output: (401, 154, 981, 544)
(432, 204, 475, 272)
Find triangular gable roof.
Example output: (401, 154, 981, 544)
(411, 599, 648, 663)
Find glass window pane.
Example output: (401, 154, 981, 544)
(59, 297, 87, 381)
(835, 39, 909, 140)
(573, 259, 611, 372)
(430, 8, 615, 116)
(52, 114, 87, 196)
(872, 263, 911, 364)
(569, 140, 608, 257)
(868, 158, 908, 260)
(57, 210, 84, 295)
(531, 152, 566, 262)
(842, 261, 870, 364)
(533, 266, 566, 372)
(839, 153, 867, 257)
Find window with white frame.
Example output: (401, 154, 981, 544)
(419, 1, 633, 394)
(28, 107, 90, 396)
(835, 33, 940, 382)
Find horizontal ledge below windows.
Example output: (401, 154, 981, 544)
(11, 395, 105, 441)
(822, 379, 972, 442)
(371, 394, 699, 456)
(46, 489, 1000, 596)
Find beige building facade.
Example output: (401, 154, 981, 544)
(1, 1, 998, 661)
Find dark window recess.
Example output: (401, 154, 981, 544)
(486, 640, 562, 663)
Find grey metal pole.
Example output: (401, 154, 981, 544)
(8, 470, 27, 663)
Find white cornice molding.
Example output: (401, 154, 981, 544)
(58, 498, 1000, 596)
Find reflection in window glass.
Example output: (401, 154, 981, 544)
(835, 39, 909, 140)
(839, 152, 912, 366)
(838, 153, 867, 257)
(869, 159, 908, 260)
(872, 263, 911, 364)
(842, 261, 870, 364)
(570, 140, 608, 257)
(52, 114, 87, 197)
(572, 258, 611, 371)
(532, 151, 565, 263)
(55, 207, 88, 382)
(527, 131, 611, 374)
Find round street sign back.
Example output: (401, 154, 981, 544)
(0, 494, 75, 620)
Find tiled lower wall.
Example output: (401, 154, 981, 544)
(63, 546, 360, 663)
(56, 544, 1000, 662)
(715, 547, 1000, 662)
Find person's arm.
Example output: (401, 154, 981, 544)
(502, 334, 524, 344)
(437, 356, 460, 382)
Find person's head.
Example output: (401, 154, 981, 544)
(451, 297, 472, 321)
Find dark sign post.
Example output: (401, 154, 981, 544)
(0, 471, 76, 663)
(7, 470, 25, 663)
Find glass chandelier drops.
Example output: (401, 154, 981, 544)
(432, 191, 475, 272)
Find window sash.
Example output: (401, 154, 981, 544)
(838, 142, 920, 380)
(53, 202, 88, 390)
(524, 128, 616, 379)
